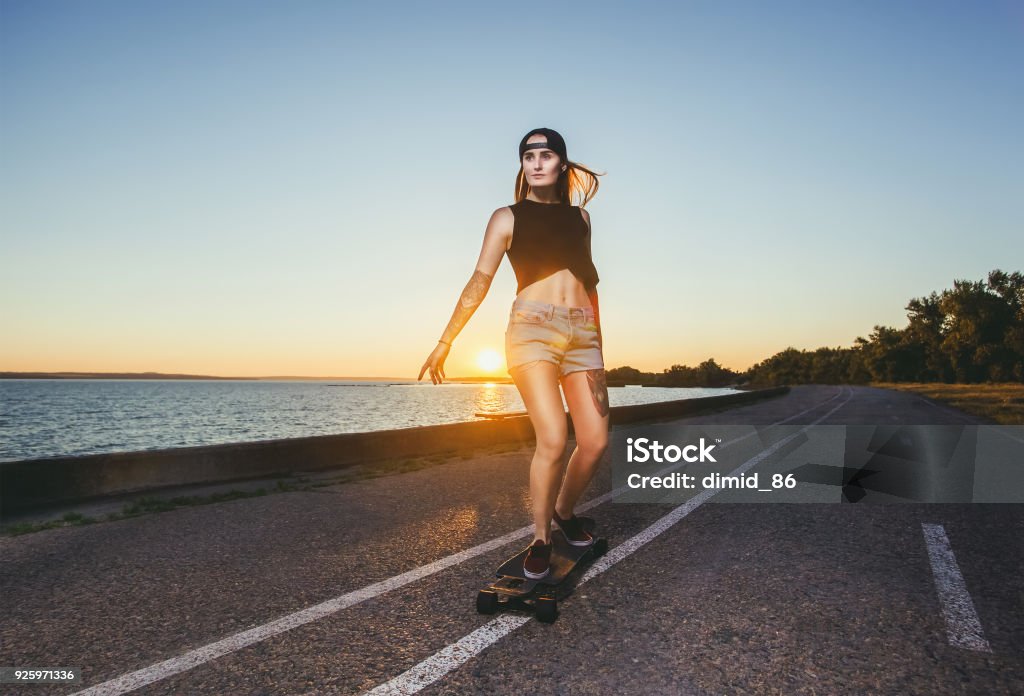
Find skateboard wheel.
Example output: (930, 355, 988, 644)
(593, 538, 609, 558)
(476, 589, 499, 615)
(536, 596, 558, 623)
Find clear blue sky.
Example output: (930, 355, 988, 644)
(2, 0, 1021, 377)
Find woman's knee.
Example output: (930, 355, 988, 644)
(576, 431, 609, 460)
(534, 428, 567, 458)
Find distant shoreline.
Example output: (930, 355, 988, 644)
(0, 371, 505, 382)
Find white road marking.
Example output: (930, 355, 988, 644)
(360, 614, 533, 696)
(991, 426, 1024, 445)
(67, 526, 539, 696)
(921, 523, 992, 652)
(70, 386, 847, 695)
(359, 388, 853, 695)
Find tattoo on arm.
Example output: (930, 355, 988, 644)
(439, 270, 491, 345)
(586, 368, 610, 417)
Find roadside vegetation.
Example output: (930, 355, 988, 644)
(608, 269, 1023, 395)
(869, 382, 1023, 425)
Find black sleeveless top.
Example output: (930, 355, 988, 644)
(505, 199, 600, 295)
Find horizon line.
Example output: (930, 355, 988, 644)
(0, 371, 509, 382)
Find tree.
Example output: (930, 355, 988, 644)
(940, 277, 1015, 382)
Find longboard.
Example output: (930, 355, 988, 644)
(475, 516, 608, 623)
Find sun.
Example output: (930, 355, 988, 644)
(476, 349, 502, 372)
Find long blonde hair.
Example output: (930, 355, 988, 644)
(514, 158, 605, 207)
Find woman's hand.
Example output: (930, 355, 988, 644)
(418, 342, 451, 384)
(418, 213, 508, 386)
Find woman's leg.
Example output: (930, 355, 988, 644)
(510, 359, 567, 544)
(556, 368, 610, 517)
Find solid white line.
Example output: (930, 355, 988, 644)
(67, 526, 539, 696)
(359, 388, 853, 695)
(921, 523, 992, 652)
(989, 425, 1024, 446)
(360, 615, 533, 696)
(70, 386, 846, 695)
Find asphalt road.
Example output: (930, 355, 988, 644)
(2, 385, 1022, 695)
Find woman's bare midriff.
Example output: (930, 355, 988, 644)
(515, 269, 593, 308)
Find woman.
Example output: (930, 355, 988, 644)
(418, 127, 609, 580)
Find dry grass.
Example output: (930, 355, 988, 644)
(871, 382, 1024, 425)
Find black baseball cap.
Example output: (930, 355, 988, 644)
(518, 127, 568, 163)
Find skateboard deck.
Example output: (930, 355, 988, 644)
(475, 516, 607, 623)
(494, 516, 598, 586)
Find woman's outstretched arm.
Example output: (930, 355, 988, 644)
(437, 269, 493, 347)
(419, 207, 514, 383)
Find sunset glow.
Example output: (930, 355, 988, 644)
(476, 349, 502, 373)
(2, 4, 1019, 380)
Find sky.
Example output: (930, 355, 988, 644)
(2, 0, 1021, 379)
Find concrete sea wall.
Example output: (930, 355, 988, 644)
(0, 387, 787, 517)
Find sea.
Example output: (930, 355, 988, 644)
(0, 379, 740, 463)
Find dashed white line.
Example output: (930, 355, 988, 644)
(921, 522, 992, 652)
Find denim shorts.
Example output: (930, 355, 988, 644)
(504, 298, 605, 377)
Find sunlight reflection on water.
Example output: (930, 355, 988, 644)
(0, 380, 739, 462)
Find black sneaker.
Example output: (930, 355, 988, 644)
(553, 511, 595, 547)
(523, 539, 552, 580)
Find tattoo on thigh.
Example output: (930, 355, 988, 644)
(586, 369, 609, 417)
